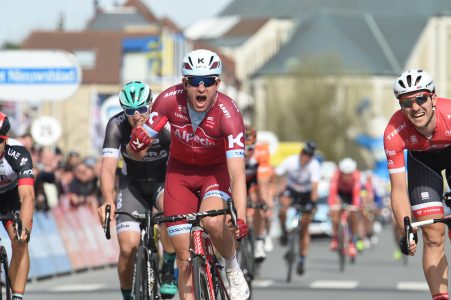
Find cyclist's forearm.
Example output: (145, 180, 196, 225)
(100, 171, 116, 204)
(18, 185, 34, 228)
(231, 175, 247, 219)
(391, 189, 411, 234)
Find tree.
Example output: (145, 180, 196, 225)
(264, 54, 363, 162)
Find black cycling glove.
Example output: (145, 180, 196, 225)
(399, 232, 418, 255)
(444, 192, 451, 208)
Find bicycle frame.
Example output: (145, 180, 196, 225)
(191, 226, 217, 297)
(154, 199, 238, 300)
(104, 206, 160, 300)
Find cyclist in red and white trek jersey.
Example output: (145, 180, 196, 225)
(328, 157, 362, 258)
(127, 49, 250, 300)
(384, 69, 451, 300)
(0, 112, 35, 300)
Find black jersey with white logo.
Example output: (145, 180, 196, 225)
(0, 138, 34, 193)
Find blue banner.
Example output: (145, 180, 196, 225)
(0, 67, 78, 84)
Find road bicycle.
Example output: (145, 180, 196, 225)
(104, 205, 162, 300)
(283, 203, 311, 282)
(237, 201, 268, 297)
(403, 192, 451, 251)
(154, 198, 239, 300)
(336, 203, 358, 272)
(0, 212, 23, 300)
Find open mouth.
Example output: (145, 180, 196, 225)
(411, 112, 425, 119)
(196, 95, 207, 104)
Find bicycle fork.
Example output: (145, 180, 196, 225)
(192, 228, 216, 297)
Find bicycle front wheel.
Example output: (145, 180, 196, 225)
(337, 222, 348, 272)
(134, 246, 158, 300)
(285, 229, 297, 282)
(193, 256, 213, 300)
(237, 236, 254, 295)
(0, 246, 11, 300)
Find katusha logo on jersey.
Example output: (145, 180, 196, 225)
(174, 127, 215, 146)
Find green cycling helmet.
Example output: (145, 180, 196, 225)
(119, 81, 152, 109)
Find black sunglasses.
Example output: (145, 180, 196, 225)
(399, 94, 430, 109)
(123, 106, 148, 116)
(186, 76, 218, 87)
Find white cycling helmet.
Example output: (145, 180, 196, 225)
(393, 69, 435, 99)
(182, 49, 223, 77)
(339, 158, 357, 174)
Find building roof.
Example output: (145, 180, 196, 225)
(255, 9, 428, 76)
(219, 0, 451, 18)
(86, 0, 168, 32)
(21, 30, 159, 84)
(185, 16, 271, 48)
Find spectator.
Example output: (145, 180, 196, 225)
(67, 161, 99, 214)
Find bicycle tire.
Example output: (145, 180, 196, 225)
(134, 246, 158, 300)
(237, 236, 253, 294)
(285, 229, 296, 282)
(193, 256, 213, 300)
(337, 221, 347, 272)
(0, 246, 10, 300)
(210, 263, 228, 300)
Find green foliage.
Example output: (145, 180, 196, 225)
(1, 41, 20, 49)
(264, 54, 357, 162)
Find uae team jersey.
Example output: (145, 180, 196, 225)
(384, 98, 451, 174)
(0, 138, 34, 193)
(143, 84, 245, 166)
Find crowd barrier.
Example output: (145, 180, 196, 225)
(0, 201, 120, 280)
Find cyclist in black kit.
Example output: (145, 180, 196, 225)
(0, 112, 35, 300)
(97, 82, 176, 300)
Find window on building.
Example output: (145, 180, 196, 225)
(73, 50, 96, 69)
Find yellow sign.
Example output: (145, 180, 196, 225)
(271, 142, 303, 166)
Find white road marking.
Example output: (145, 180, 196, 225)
(396, 281, 429, 291)
(310, 280, 358, 289)
(50, 284, 106, 291)
(253, 279, 274, 287)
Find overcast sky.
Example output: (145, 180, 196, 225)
(0, 0, 232, 45)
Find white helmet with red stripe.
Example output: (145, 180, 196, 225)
(393, 69, 435, 99)
(181, 49, 222, 77)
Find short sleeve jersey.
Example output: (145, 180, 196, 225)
(383, 98, 451, 174)
(102, 111, 171, 181)
(246, 143, 272, 183)
(143, 84, 245, 166)
(275, 154, 321, 193)
(0, 138, 34, 193)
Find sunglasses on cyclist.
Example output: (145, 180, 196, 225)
(186, 76, 218, 88)
(399, 94, 430, 109)
(123, 106, 148, 116)
(0, 136, 7, 143)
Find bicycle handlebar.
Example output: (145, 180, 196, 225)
(0, 212, 23, 241)
(104, 205, 111, 240)
(410, 216, 451, 228)
(155, 198, 238, 227)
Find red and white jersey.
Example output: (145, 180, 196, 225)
(143, 84, 245, 166)
(384, 98, 451, 174)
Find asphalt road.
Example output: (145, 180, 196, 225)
(25, 222, 436, 300)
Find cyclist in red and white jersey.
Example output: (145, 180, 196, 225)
(384, 69, 451, 300)
(328, 157, 361, 258)
(127, 49, 249, 300)
(0, 112, 34, 300)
